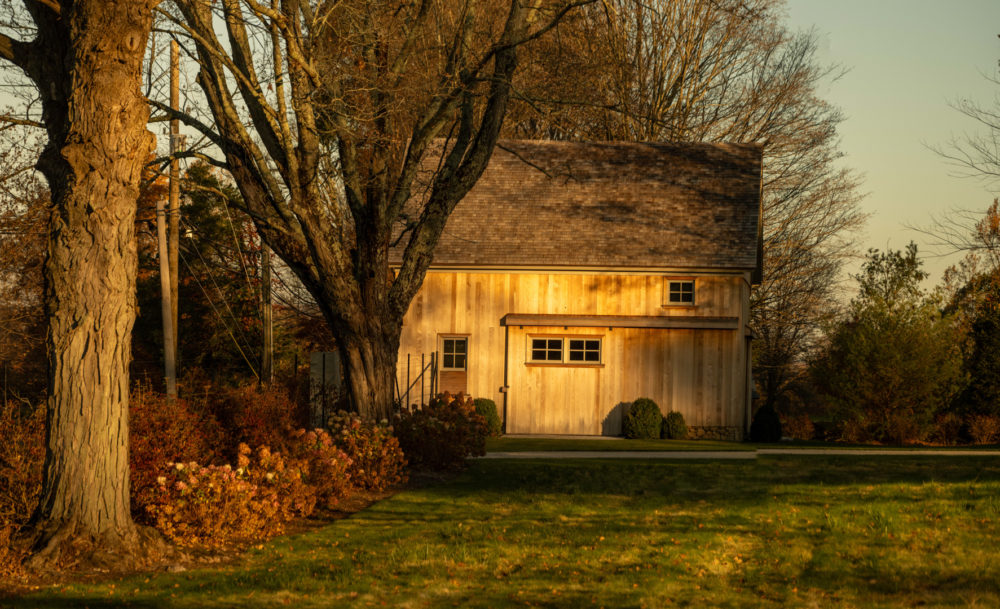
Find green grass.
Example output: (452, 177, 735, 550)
(486, 436, 754, 452)
(10, 456, 1000, 608)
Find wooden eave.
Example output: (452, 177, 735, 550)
(415, 264, 755, 277)
(501, 314, 739, 330)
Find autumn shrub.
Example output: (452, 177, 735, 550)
(661, 411, 688, 440)
(211, 384, 309, 452)
(623, 398, 662, 439)
(0, 524, 25, 578)
(838, 418, 869, 444)
(129, 385, 225, 511)
(884, 411, 927, 445)
(393, 393, 488, 471)
(968, 414, 1000, 445)
(143, 443, 317, 547)
(240, 444, 317, 520)
(473, 398, 502, 437)
(0, 403, 43, 576)
(933, 412, 964, 445)
(284, 428, 353, 508)
(0, 403, 44, 529)
(781, 414, 815, 441)
(327, 411, 408, 490)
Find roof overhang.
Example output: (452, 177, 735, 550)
(501, 314, 739, 330)
(408, 265, 756, 277)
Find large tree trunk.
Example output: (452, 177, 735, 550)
(23, 0, 156, 566)
(338, 316, 402, 422)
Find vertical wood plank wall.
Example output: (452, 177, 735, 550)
(397, 271, 750, 435)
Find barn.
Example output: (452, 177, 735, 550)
(392, 140, 763, 439)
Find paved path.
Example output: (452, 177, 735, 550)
(483, 448, 1000, 459)
(482, 451, 756, 460)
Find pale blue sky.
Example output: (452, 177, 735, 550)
(784, 0, 1000, 283)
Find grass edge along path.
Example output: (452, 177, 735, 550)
(8, 454, 1000, 609)
(486, 436, 1000, 454)
(486, 436, 754, 452)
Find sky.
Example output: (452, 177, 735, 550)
(783, 0, 1000, 285)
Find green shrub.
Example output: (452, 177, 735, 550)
(473, 398, 502, 437)
(623, 398, 662, 439)
(750, 402, 782, 442)
(327, 411, 408, 491)
(661, 411, 688, 440)
(394, 393, 488, 470)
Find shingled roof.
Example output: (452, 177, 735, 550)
(391, 140, 763, 277)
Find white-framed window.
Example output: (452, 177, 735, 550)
(441, 336, 467, 370)
(527, 336, 603, 365)
(568, 338, 602, 363)
(666, 279, 695, 305)
(529, 337, 564, 362)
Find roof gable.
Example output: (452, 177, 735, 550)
(392, 140, 763, 273)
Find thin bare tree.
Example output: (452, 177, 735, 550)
(156, 0, 590, 419)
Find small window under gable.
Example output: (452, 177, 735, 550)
(666, 279, 695, 305)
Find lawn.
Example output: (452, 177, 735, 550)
(9, 456, 1000, 608)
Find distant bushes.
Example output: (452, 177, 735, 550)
(968, 414, 1000, 445)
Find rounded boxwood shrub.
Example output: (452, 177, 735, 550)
(473, 398, 502, 437)
(661, 411, 688, 440)
(750, 402, 783, 442)
(623, 398, 663, 439)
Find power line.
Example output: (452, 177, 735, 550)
(177, 245, 259, 381)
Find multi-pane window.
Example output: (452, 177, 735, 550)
(568, 339, 601, 363)
(667, 280, 695, 304)
(442, 337, 467, 370)
(530, 338, 563, 362)
(528, 337, 602, 365)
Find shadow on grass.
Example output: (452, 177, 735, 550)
(8, 456, 1000, 608)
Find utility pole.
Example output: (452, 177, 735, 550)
(168, 39, 181, 369)
(156, 171, 177, 398)
(261, 244, 273, 384)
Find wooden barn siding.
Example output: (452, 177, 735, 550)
(503, 326, 739, 435)
(397, 271, 747, 434)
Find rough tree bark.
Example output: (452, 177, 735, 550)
(0, 0, 156, 564)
